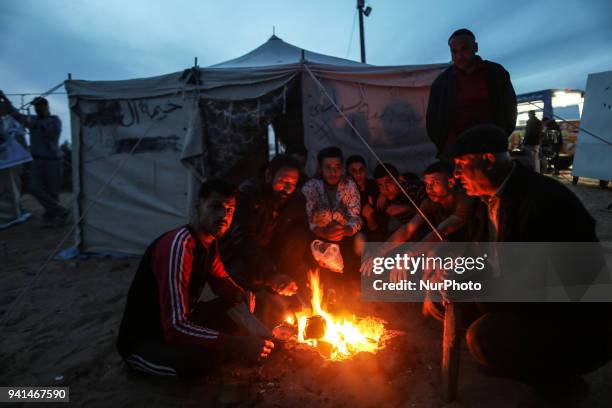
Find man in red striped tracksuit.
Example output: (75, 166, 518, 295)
(117, 179, 274, 378)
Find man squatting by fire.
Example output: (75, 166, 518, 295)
(117, 180, 274, 378)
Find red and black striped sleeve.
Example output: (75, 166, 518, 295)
(208, 242, 245, 302)
(152, 227, 226, 348)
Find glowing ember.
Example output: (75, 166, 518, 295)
(293, 269, 386, 361)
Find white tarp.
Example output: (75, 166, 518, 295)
(302, 66, 443, 176)
(572, 71, 612, 180)
(68, 95, 196, 254)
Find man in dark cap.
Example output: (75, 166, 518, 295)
(0, 91, 69, 226)
(426, 29, 517, 156)
(444, 124, 612, 386)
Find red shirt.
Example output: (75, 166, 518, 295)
(446, 59, 493, 148)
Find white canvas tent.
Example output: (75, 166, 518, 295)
(65, 35, 446, 255)
(572, 70, 612, 181)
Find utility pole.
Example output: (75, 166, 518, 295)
(357, 0, 366, 63)
(357, 0, 372, 64)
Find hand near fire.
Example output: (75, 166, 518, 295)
(389, 266, 407, 283)
(360, 255, 375, 276)
(267, 274, 298, 296)
(328, 223, 351, 241)
(362, 202, 375, 221)
(234, 335, 275, 362)
(245, 290, 256, 314)
(314, 222, 352, 242)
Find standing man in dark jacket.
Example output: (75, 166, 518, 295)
(522, 110, 543, 172)
(426, 29, 517, 156)
(0, 91, 69, 226)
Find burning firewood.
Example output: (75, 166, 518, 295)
(304, 315, 327, 340)
(286, 269, 387, 361)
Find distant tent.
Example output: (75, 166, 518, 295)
(65, 35, 446, 255)
(0, 116, 31, 229)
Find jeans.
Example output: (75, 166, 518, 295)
(29, 158, 68, 218)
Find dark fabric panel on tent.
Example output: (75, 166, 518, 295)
(197, 82, 294, 183)
(272, 76, 304, 152)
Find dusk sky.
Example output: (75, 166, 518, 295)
(1, 0, 611, 142)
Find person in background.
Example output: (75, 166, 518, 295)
(0, 91, 69, 227)
(285, 144, 308, 189)
(542, 117, 563, 175)
(373, 163, 426, 239)
(345, 154, 379, 238)
(522, 110, 543, 172)
(426, 29, 517, 156)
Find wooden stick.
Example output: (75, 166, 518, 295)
(442, 302, 461, 402)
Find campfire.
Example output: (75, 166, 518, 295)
(279, 269, 386, 361)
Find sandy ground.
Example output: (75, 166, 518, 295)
(1, 171, 611, 408)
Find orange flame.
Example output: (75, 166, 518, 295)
(294, 269, 385, 361)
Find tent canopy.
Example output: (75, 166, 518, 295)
(66, 35, 447, 101)
(210, 34, 366, 68)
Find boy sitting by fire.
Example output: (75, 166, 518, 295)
(388, 161, 474, 244)
(301, 147, 363, 292)
(360, 161, 474, 284)
(371, 163, 427, 240)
